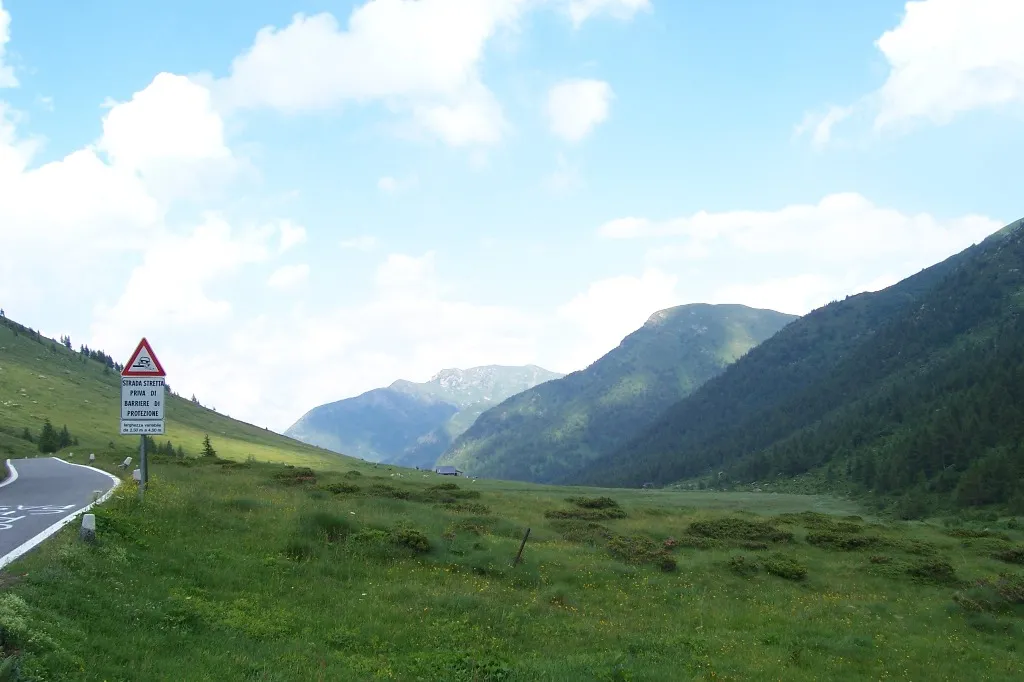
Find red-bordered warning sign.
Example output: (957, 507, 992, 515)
(121, 337, 166, 377)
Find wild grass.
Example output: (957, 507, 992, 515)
(1, 321, 1023, 679)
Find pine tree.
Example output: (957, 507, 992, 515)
(38, 419, 58, 453)
(201, 434, 217, 458)
(58, 425, 71, 449)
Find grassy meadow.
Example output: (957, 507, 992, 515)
(1, 321, 1023, 680)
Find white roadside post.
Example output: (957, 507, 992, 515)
(119, 338, 166, 499)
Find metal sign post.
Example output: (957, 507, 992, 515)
(120, 338, 166, 494)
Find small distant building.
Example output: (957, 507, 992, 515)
(434, 466, 462, 476)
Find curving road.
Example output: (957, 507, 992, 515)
(0, 457, 121, 569)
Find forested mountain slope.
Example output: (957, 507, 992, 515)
(581, 218, 1024, 511)
(439, 304, 796, 483)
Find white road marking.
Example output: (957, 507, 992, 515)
(0, 458, 123, 570)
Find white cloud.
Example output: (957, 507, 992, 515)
(211, 2, 526, 147)
(0, 0, 17, 88)
(565, 0, 651, 27)
(802, 0, 1024, 144)
(340, 235, 379, 251)
(375, 251, 439, 293)
(97, 73, 237, 204)
(597, 192, 1004, 315)
(278, 220, 307, 252)
(546, 78, 613, 142)
(543, 152, 582, 192)
(873, 0, 1024, 130)
(91, 214, 274, 334)
(267, 263, 310, 290)
(793, 104, 852, 148)
(555, 268, 680, 369)
(377, 173, 419, 193)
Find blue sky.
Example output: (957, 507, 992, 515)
(1, 0, 1021, 431)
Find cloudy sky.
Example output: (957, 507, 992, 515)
(0, 0, 1020, 431)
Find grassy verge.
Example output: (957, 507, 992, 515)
(0, 453, 1021, 681)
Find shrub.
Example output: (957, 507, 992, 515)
(763, 553, 808, 581)
(566, 496, 620, 510)
(440, 501, 491, 515)
(688, 517, 793, 544)
(544, 507, 627, 521)
(323, 482, 360, 495)
(392, 528, 431, 553)
(869, 555, 893, 564)
(907, 558, 958, 585)
(806, 532, 880, 551)
(952, 573, 1024, 615)
(728, 555, 759, 577)
(993, 547, 1024, 565)
(368, 484, 411, 500)
(273, 466, 317, 485)
(283, 538, 316, 561)
(674, 535, 721, 550)
(431, 482, 460, 491)
(945, 528, 1012, 541)
(552, 520, 613, 546)
(300, 511, 355, 542)
(606, 533, 676, 571)
(343, 470, 362, 479)
(776, 511, 862, 534)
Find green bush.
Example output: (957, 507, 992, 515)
(392, 528, 431, 553)
(343, 470, 362, 478)
(945, 528, 1012, 541)
(953, 573, 1024, 615)
(606, 533, 676, 571)
(368, 484, 412, 500)
(993, 547, 1024, 565)
(728, 554, 759, 577)
(283, 538, 316, 561)
(272, 466, 317, 485)
(566, 496, 621, 509)
(299, 511, 355, 542)
(806, 532, 881, 551)
(776, 511, 862, 534)
(907, 559, 958, 585)
(440, 501, 491, 515)
(545, 507, 627, 521)
(323, 482, 360, 495)
(688, 517, 793, 544)
(552, 520, 613, 546)
(763, 553, 808, 581)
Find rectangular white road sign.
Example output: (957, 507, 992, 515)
(120, 420, 165, 435)
(121, 377, 165, 420)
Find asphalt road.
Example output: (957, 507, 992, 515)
(0, 457, 120, 568)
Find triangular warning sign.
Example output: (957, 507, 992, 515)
(121, 338, 166, 377)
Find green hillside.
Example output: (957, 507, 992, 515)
(439, 304, 796, 483)
(1, 311, 1023, 680)
(582, 218, 1024, 515)
(284, 365, 562, 468)
(0, 315, 353, 470)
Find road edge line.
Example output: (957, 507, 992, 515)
(0, 460, 19, 490)
(0, 460, 123, 571)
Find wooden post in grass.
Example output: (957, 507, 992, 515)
(512, 527, 531, 567)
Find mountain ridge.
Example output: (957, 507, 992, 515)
(438, 303, 797, 483)
(284, 364, 563, 467)
(578, 217, 1024, 514)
